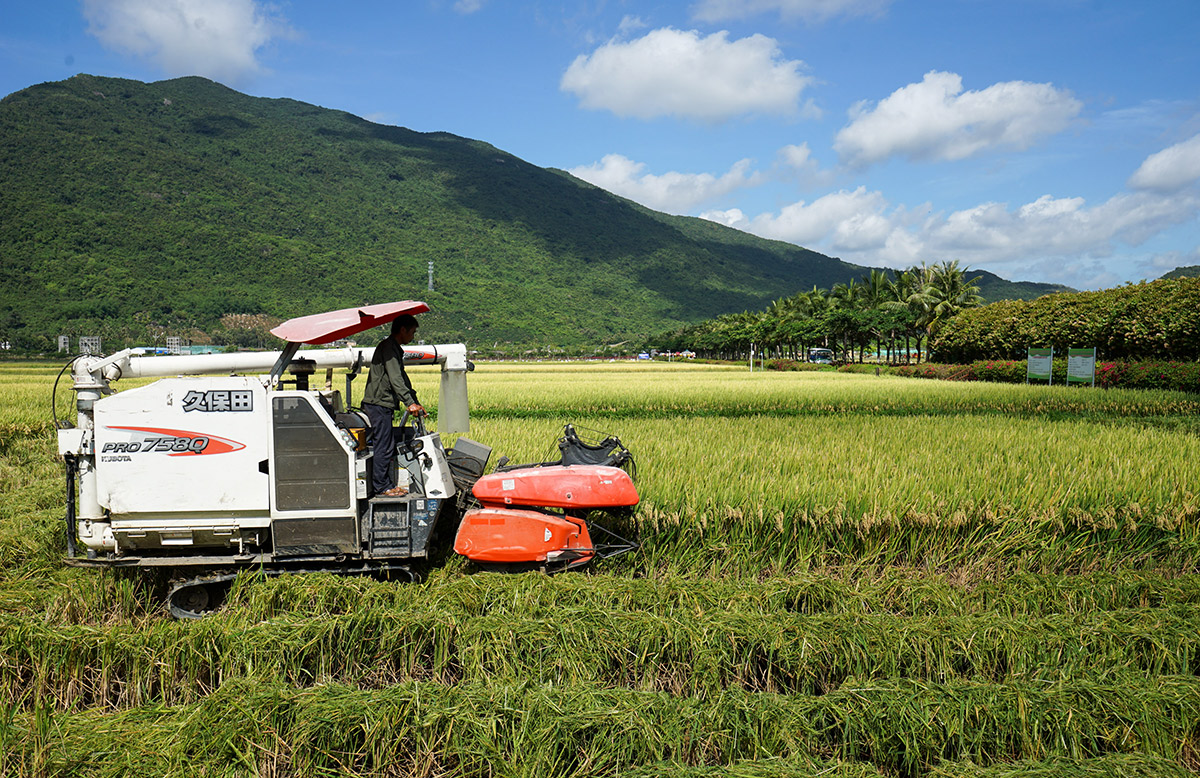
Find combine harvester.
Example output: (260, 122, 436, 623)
(56, 301, 637, 617)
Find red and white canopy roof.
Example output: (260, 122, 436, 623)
(269, 300, 430, 345)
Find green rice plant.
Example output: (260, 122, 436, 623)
(621, 758, 886, 777)
(226, 566, 1200, 622)
(929, 753, 1194, 777)
(6, 583, 1200, 710)
(2, 677, 1198, 777)
(462, 402, 1200, 525)
(0, 447, 65, 576)
(18, 542, 1200, 626)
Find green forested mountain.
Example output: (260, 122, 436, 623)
(1161, 265, 1200, 280)
(965, 270, 1069, 302)
(0, 74, 1058, 351)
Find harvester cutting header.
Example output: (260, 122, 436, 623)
(57, 301, 638, 617)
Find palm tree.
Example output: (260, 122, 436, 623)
(860, 269, 897, 360)
(884, 268, 927, 363)
(888, 261, 983, 361)
(921, 260, 984, 338)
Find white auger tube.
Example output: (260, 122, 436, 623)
(69, 344, 470, 433)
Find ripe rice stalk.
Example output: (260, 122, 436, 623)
(620, 757, 885, 777)
(2, 677, 1198, 777)
(928, 752, 1194, 777)
(5, 592, 1200, 710)
(32, 564, 1200, 628)
(461, 363, 1200, 424)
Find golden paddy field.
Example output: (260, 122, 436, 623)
(2, 359, 1198, 777)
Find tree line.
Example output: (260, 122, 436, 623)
(657, 261, 985, 363)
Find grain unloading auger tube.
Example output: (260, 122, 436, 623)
(53, 301, 639, 616)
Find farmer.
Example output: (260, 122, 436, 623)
(362, 314, 426, 496)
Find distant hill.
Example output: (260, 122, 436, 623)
(971, 270, 1072, 301)
(1161, 265, 1200, 280)
(0, 74, 1058, 351)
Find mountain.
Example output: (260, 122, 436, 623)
(0, 74, 1055, 351)
(1161, 265, 1200, 280)
(969, 270, 1072, 301)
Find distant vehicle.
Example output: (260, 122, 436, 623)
(808, 348, 833, 364)
(636, 352, 651, 360)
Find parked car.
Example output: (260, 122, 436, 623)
(808, 348, 834, 364)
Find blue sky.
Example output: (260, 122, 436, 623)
(3, 0, 1199, 289)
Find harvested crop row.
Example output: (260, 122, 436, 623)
(927, 752, 1196, 777)
(624, 752, 1195, 778)
(226, 568, 1200, 621)
(5, 603, 1199, 710)
(2, 677, 1196, 778)
(26, 565, 1200, 625)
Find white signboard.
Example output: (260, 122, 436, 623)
(1026, 347, 1053, 384)
(1067, 348, 1096, 386)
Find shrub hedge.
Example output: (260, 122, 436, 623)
(931, 278, 1200, 363)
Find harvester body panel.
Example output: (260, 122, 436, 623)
(453, 462, 638, 565)
(470, 465, 637, 509)
(268, 391, 358, 518)
(94, 377, 270, 521)
(454, 507, 593, 564)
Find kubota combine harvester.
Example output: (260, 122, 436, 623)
(56, 301, 637, 617)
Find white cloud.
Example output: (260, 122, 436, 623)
(82, 0, 289, 84)
(691, 0, 891, 23)
(568, 154, 763, 213)
(1127, 133, 1200, 192)
(560, 28, 814, 122)
(778, 143, 814, 170)
(759, 187, 894, 247)
(705, 188, 917, 255)
(773, 142, 837, 188)
(709, 186, 1199, 289)
(1140, 247, 1200, 277)
(700, 208, 747, 228)
(454, 0, 485, 13)
(617, 15, 648, 35)
(834, 71, 1082, 167)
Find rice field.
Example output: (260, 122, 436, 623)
(2, 358, 1199, 777)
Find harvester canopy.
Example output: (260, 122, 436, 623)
(269, 300, 431, 345)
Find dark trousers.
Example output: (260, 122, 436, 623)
(364, 402, 396, 494)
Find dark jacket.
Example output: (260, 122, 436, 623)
(362, 336, 418, 410)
